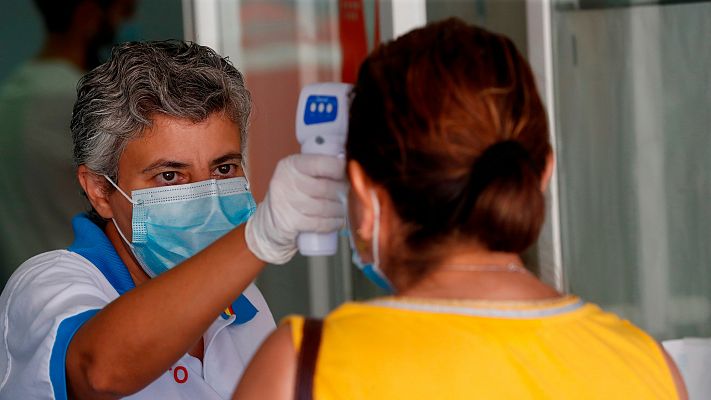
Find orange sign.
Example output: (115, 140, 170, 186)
(339, 0, 379, 83)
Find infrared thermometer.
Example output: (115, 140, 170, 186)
(296, 82, 353, 256)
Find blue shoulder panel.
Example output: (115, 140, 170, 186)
(49, 309, 100, 400)
(67, 214, 135, 295)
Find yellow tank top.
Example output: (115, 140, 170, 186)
(286, 296, 678, 399)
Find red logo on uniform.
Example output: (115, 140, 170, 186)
(170, 365, 189, 384)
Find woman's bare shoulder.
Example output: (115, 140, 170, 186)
(232, 323, 297, 400)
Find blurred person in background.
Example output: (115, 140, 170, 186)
(234, 19, 688, 400)
(0, 0, 137, 286)
(0, 41, 345, 399)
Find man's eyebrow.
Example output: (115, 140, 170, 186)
(141, 160, 191, 174)
(210, 153, 243, 166)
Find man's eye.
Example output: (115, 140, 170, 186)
(217, 165, 234, 175)
(161, 171, 176, 181)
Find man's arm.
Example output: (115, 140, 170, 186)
(66, 154, 344, 399)
(66, 225, 264, 398)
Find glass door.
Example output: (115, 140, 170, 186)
(550, 0, 711, 339)
(187, 0, 711, 335)
(187, 0, 387, 319)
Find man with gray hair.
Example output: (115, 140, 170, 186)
(0, 41, 345, 399)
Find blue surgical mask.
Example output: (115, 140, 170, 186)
(105, 176, 256, 278)
(348, 190, 395, 293)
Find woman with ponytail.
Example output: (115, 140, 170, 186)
(235, 18, 687, 399)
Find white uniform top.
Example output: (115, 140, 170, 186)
(0, 215, 275, 399)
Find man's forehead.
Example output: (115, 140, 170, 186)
(118, 113, 241, 169)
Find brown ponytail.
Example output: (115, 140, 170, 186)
(346, 18, 551, 283)
(458, 140, 545, 253)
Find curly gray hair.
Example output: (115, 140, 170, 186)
(71, 40, 252, 183)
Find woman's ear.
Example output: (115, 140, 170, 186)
(540, 151, 555, 192)
(347, 160, 375, 241)
(77, 165, 114, 219)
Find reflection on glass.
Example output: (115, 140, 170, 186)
(426, 0, 528, 57)
(220, 0, 384, 319)
(552, 0, 711, 339)
(0, 0, 183, 287)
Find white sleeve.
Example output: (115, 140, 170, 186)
(0, 251, 114, 400)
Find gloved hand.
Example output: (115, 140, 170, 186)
(246, 154, 347, 264)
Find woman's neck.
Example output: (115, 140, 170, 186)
(397, 249, 561, 302)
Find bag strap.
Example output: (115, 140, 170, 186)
(295, 317, 324, 400)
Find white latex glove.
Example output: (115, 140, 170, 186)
(246, 154, 347, 264)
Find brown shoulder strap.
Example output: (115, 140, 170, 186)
(295, 318, 324, 400)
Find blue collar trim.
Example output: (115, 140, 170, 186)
(67, 214, 135, 295)
(67, 214, 257, 325)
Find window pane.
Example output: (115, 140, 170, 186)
(552, 0, 711, 339)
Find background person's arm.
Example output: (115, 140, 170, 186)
(66, 154, 345, 399)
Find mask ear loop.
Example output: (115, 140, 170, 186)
(110, 218, 134, 248)
(103, 175, 137, 247)
(367, 189, 395, 292)
(241, 159, 252, 192)
(103, 175, 138, 205)
(369, 189, 381, 269)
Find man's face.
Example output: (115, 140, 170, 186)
(109, 112, 244, 242)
